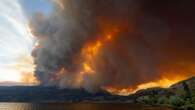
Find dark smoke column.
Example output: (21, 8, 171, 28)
(31, 0, 98, 87)
(30, 0, 195, 93)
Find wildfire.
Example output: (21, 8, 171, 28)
(82, 63, 95, 74)
(105, 87, 135, 96)
(76, 25, 120, 85)
(104, 75, 190, 96)
(26, 0, 195, 96)
(76, 23, 194, 96)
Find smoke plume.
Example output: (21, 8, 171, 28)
(30, 0, 195, 93)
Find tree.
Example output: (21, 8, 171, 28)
(182, 82, 191, 99)
(169, 96, 185, 107)
(157, 96, 169, 105)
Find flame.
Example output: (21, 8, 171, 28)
(76, 25, 119, 85)
(76, 22, 194, 96)
(82, 63, 95, 74)
(104, 87, 135, 96)
(33, 16, 195, 95)
(104, 75, 190, 96)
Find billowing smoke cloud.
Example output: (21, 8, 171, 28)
(30, 0, 195, 92)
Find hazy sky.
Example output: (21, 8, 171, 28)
(0, 0, 52, 82)
(20, 0, 52, 16)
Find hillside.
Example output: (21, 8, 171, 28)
(134, 77, 195, 110)
(0, 77, 194, 109)
(0, 86, 131, 103)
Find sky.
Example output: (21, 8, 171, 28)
(20, 0, 53, 16)
(0, 0, 52, 82)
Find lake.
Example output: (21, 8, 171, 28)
(0, 103, 174, 110)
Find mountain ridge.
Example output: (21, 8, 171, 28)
(0, 76, 194, 109)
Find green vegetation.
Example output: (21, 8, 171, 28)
(169, 96, 185, 107)
(158, 96, 169, 105)
(136, 80, 195, 110)
(137, 94, 195, 110)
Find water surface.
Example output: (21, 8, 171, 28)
(0, 103, 174, 110)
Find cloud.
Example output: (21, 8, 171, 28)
(0, 0, 34, 82)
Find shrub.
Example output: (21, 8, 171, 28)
(175, 89, 186, 97)
(169, 96, 185, 107)
(180, 104, 195, 110)
(191, 97, 195, 104)
(137, 96, 150, 104)
(157, 96, 169, 105)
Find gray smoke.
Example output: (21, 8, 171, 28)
(29, 0, 195, 92)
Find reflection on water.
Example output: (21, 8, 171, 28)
(0, 103, 174, 110)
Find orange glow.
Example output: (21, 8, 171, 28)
(104, 75, 189, 96)
(47, 20, 195, 95)
(20, 72, 38, 85)
(11, 54, 39, 85)
(76, 25, 120, 85)
(77, 24, 193, 96)
(104, 87, 135, 96)
(82, 63, 95, 74)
